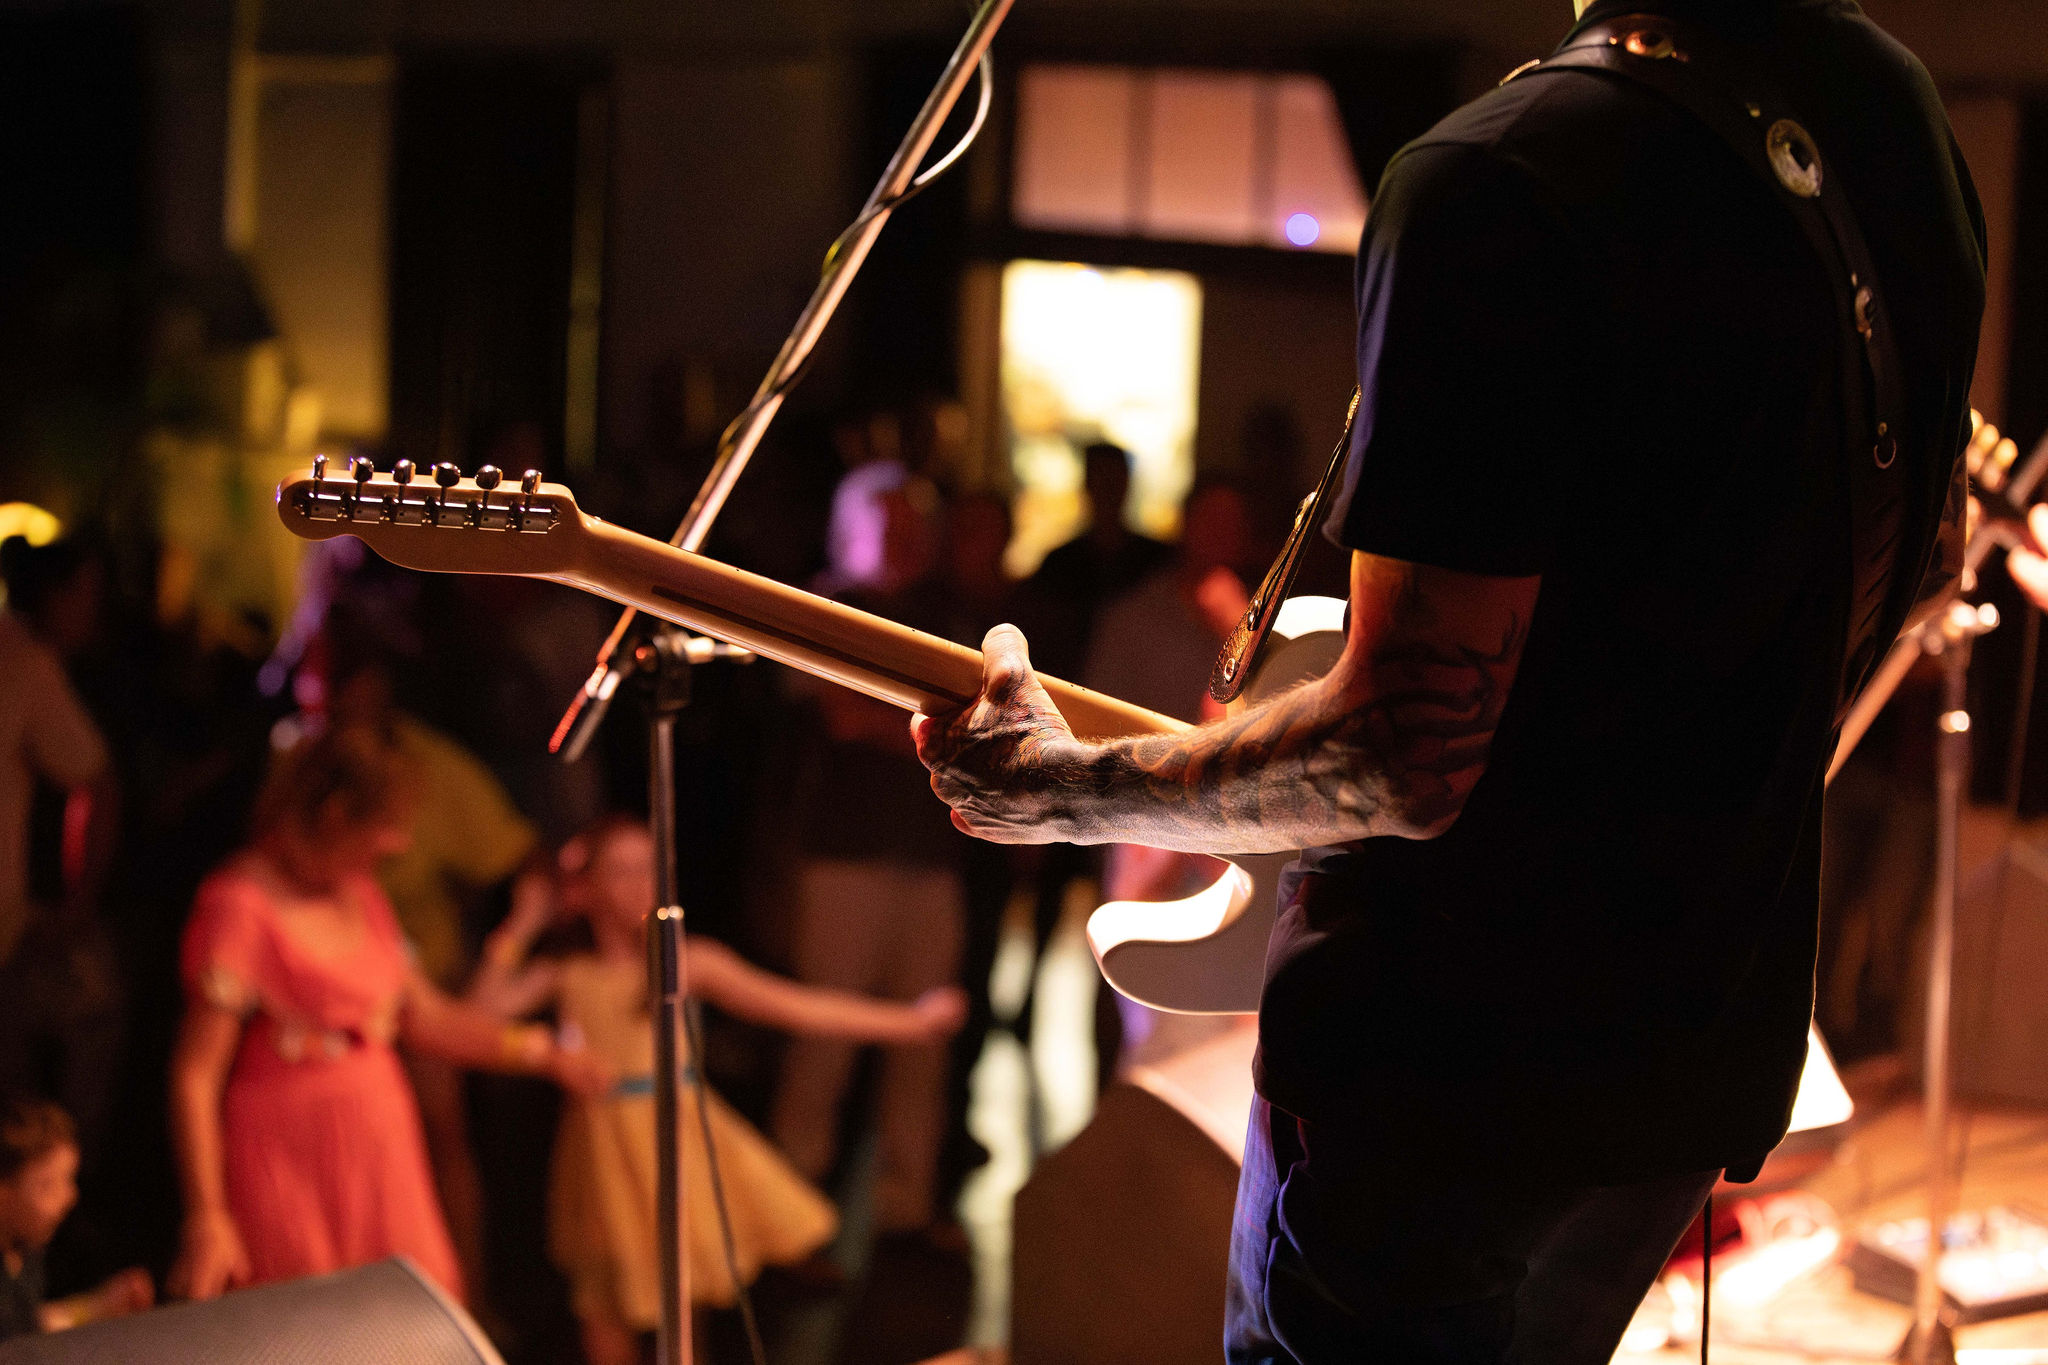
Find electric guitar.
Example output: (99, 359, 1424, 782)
(277, 459, 1334, 1013)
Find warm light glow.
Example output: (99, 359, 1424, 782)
(998, 260, 1202, 574)
(1012, 65, 1367, 255)
(1787, 1025, 1854, 1133)
(1146, 71, 1262, 243)
(1284, 212, 1321, 247)
(0, 502, 62, 549)
(1089, 862, 1250, 950)
(1712, 1226, 1841, 1307)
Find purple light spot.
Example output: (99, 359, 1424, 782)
(1283, 212, 1321, 247)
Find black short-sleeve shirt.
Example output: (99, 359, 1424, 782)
(1257, 0, 1984, 1182)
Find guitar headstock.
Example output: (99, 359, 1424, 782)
(275, 455, 589, 577)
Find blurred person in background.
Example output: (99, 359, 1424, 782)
(1085, 478, 1256, 1073)
(999, 443, 1171, 1061)
(1086, 476, 1253, 725)
(432, 420, 610, 848)
(816, 408, 911, 597)
(471, 815, 963, 1365)
(931, 491, 1020, 1200)
(0, 1094, 151, 1342)
(314, 609, 539, 1006)
(82, 539, 284, 1286)
(167, 726, 603, 1303)
(311, 607, 540, 1295)
(1020, 441, 1170, 684)
(935, 491, 1019, 651)
(0, 536, 121, 1169)
(772, 477, 970, 1247)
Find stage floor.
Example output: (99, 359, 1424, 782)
(1621, 1098, 2048, 1363)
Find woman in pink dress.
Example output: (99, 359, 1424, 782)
(166, 726, 604, 1303)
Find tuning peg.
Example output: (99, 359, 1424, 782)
(352, 456, 375, 484)
(433, 462, 461, 489)
(519, 469, 541, 497)
(392, 459, 415, 485)
(312, 453, 328, 481)
(474, 465, 503, 491)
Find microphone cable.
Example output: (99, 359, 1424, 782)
(1701, 1192, 1713, 1364)
(706, 43, 995, 475)
(685, 996, 770, 1365)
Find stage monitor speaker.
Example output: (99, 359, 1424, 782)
(0, 1258, 502, 1365)
(1011, 1025, 1254, 1365)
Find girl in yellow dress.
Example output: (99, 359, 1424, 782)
(471, 815, 964, 1365)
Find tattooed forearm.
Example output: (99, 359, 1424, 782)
(1061, 610, 1526, 852)
(919, 556, 1539, 854)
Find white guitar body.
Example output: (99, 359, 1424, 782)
(1086, 595, 1349, 1015)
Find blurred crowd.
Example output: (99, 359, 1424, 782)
(0, 407, 1294, 1364)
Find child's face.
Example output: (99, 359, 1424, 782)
(0, 1143, 78, 1252)
(588, 828, 657, 929)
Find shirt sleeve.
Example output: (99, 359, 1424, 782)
(1325, 140, 1607, 577)
(180, 875, 268, 1015)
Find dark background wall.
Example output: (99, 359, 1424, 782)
(0, 7, 149, 516)
(386, 55, 593, 472)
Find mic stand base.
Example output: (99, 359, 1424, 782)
(1895, 1319, 1956, 1365)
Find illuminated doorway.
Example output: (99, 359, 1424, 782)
(997, 260, 1202, 576)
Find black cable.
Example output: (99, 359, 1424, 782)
(706, 49, 995, 473)
(1701, 1193, 1712, 1365)
(685, 997, 770, 1365)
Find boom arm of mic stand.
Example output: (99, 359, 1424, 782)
(552, 639, 756, 763)
(1830, 631, 1927, 787)
(552, 0, 1016, 762)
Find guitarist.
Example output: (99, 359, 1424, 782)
(916, 0, 1985, 1359)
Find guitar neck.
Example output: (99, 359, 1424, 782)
(565, 516, 1188, 742)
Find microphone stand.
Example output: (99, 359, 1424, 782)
(1898, 595, 1996, 1365)
(1827, 433, 2048, 1365)
(546, 5, 1015, 1362)
(551, 0, 1012, 764)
